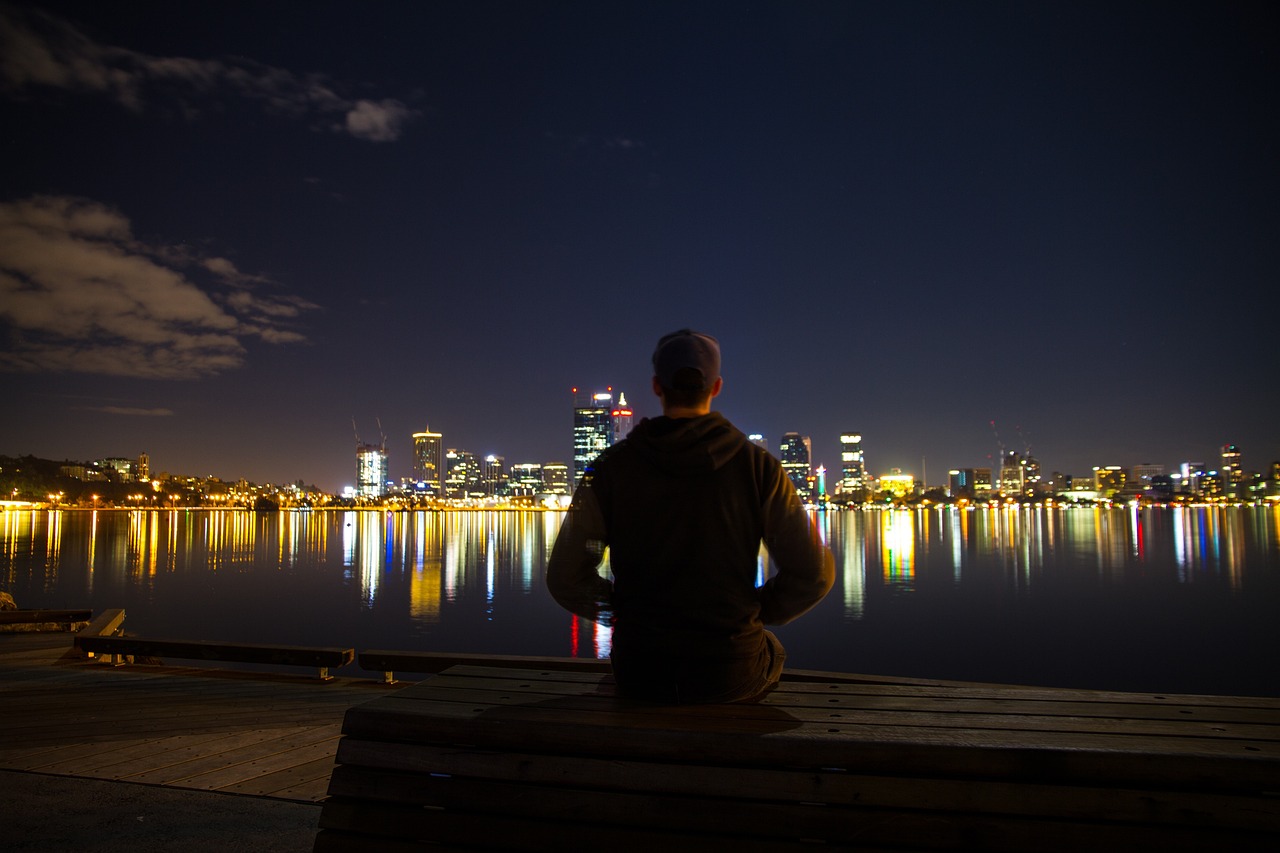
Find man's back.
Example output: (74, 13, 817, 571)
(548, 411, 834, 702)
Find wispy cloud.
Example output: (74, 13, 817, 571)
(0, 194, 316, 379)
(0, 4, 417, 141)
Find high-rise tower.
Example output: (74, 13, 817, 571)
(573, 389, 615, 488)
(779, 432, 812, 499)
(611, 392, 634, 445)
(412, 427, 444, 495)
(356, 443, 387, 498)
(838, 433, 866, 496)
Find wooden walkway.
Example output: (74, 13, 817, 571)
(0, 632, 383, 803)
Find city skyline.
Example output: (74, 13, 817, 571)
(2, 2, 1277, 492)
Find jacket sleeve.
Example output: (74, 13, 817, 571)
(546, 479, 614, 621)
(756, 460, 835, 625)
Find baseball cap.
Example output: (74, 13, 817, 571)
(652, 329, 721, 389)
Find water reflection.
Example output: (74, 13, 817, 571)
(1, 505, 1277, 694)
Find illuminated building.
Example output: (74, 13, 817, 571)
(748, 434, 768, 452)
(573, 389, 615, 488)
(1221, 444, 1243, 494)
(136, 452, 150, 482)
(1179, 461, 1206, 495)
(412, 427, 444, 494)
(998, 451, 1024, 497)
(838, 433, 867, 496)
(948, 468, 975, 497)
(542, 462, 570, 495)
(97, 457, 136, 482)
(446, 449, 479, 497)
(1093, 465, 1126, 498)
(879, 468, 915, 499)
(611, 392, 634, 445)
(356, 443, 388, 498)
(779, 432, 812, 499)
(510, 463, 544, 495)
(482, 455, 506, 496)
(972, 468, 992, 495)
(1129, 463, 1164, 489)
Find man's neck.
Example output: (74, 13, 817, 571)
(662, 405, 712, 419)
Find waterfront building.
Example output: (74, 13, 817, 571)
(482, 455, 506, 496)
(1222, 444, 1243, 495)
(611, 393, 634, 445)
(779, 432, 812, 500)
(136, 452, 150, 482)
(446, 449, 480, 498)
(1179, 461, 1207, 496)
(573, 389, 615, 488)
(509, 463, 544, 496)
(972, 468, 993, 497)
(948, 468, 975, 498)
(879, 468, 915, 500)
(542, 462, 571, 495)
(838, 433, 867, 496)
(356, 443, 388, 498)
(97, 457, 136, 482)
(998, 451, 1024, 498)
(1093, 465, 1126, 498)
(1129, 463, 1164, 490)
(412, 427, 444, 495)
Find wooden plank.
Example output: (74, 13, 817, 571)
(75, 635, 354, 668)
(357, 649, 613, 676)
(170, 731, 341, 792)
(121, 725, 341, 786)
(331, 740, 1280, 832)
(221, 754, 338, 798)
(431, 664, 1280, 709)
(0, 609, 92, 625)
(76, 608, 125, 638)
(391, 674, 1280, 737)
(337, 691, 1279, 791)
(316, 793, 1278, 852)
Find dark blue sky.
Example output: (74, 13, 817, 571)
(2, 1, 1277, 492)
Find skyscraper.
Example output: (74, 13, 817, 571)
(356, 442, 387, 498)
(412, 427, 444, 494)
(573, 389, 615, 488)
(611, 392, 634, 445)
(779, 432, 812, 499)
(838, 433, 866, 496)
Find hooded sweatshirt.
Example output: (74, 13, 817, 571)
(547, 412, 835, 697)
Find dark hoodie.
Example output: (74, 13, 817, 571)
(547, 412, 835, 702)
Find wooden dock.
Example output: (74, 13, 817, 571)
(318, 664, 1280, 851)
(0, 632, 380, 803)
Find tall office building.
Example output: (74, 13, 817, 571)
(573, 389, 615, 488)
(838, 433, 867, 496)
(509, 463, 544, 495)
(748, 434, 768, 452)
(412, 427, 444, 494)
(356, 442, 388, 498)
(543, 462, 571, 495)
(611, 392, 634, 445)
(779, 432, 812, 499)
(998, 451, 1025, 498)
(482, 455, 506, 496)
(1221, 444, 1243, 491)
(446, 449, 479, 498)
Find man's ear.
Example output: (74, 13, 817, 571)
(709, 377, 723, 398)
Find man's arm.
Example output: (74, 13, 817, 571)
(546, 481, 614, 621)
(757, 464, 835, 625)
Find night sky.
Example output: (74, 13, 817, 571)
(2, 1, 1277, 493)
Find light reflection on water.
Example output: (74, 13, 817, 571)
(2, 505, 1277, 696)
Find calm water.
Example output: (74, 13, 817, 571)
(3, 506, 1277, 696)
